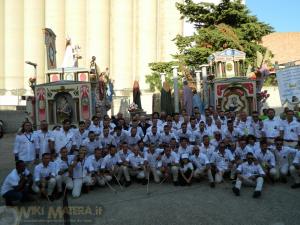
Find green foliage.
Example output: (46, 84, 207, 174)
(146, 0, 274, 91)
(145, 62, 184, 92)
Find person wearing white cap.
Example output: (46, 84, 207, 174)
(232, 152, 265, 198)
(178, 153, 194, 186)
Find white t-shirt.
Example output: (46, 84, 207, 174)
(1, 169, 30, 196)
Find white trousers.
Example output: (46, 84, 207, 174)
(32, 178, 56, 196)
(55, 175, 73, 192)
(193, 168, 214, 183)
(235, 176, 264, 192)
(145, 167, 162, 183)
(123, 166, 145, 181)
(72, 176, 92, 198)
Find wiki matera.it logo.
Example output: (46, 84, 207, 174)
(0, 204, 103, 224)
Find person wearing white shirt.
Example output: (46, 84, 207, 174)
(126, 127, 141, 148)
(1, 160, 33, 206)
(72, 121, 89, 149)
(129, 119, 144, 138)
(143, 126, 161, 145)
(290, 147, 300, 188)
(99, 127, 117, 149)
(82, 131, 100, 156)
(209, 131, 222, 148)
(13, 121, 38, 172)
(245, 135, 260, 156)
(178, 154, 194, 186)
(194, 121, 209, 145)
(85, 148, 106, 186)
(123, 145, 147, 186)
(172, 113, 182, 132)
(187, 117, 198, 133)
(262, 108, 283, 143)
(223, 120, 239, 142)
(282, 110, 300, 147)
(117, 142, 133, 164)
(32, 153, 56, 200)
(272, 138, 297, 182)
(100, 145, 123, 184)
(190, 146, 214, 186)
(205, 117, 218, 141)
(69, 147, 92, 198)
(50, 119, 76, 154)
(200, 135, 216, 161)
(54, 147, 74, 195)
(236, 112, 255, 136)
(251, 111, 263, 139)
(176, 123, 193, 142)
(254, 140, 276, 181)
(178, 137, 193, 157)
(88, 116, 102, 138)
(161, 145, 180, 186)
(211, 142, 235, 183)
(144, 143, 163, 183)
(113, 126, 128, 148)
(232, 152, 265, 198)
(34, 120, 53, 159)
(159, 125, 176, 145)
(235, 137, 250, 161)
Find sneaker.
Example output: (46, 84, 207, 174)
(232, 187, 240, 196)
(252, 191, 261, 198)
(291, 183, 300, 189)
(48, 195, 55, 202)
(210, 182, 215, 188)
(173, 181, 179, 186)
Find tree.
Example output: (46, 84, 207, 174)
(146, 0, 274, 91)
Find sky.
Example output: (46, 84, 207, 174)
(246, 0, 300, 32)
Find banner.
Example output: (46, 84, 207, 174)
(276, 66, 300, 104)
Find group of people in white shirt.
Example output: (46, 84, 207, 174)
(2, 106, 300, 206)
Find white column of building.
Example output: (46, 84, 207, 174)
(45, 0, 66, 67)
(86, 0, 110, 72)
(157, 0, 184, 62)
(4, 0, 24, 90)
(110, 0, 133, 91)
(0, 0, 4, 89)
(65, 0, 87, 67)
(135, 0, 157, 90)
(24, 0, 45, 91)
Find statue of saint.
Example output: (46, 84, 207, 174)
(133, 80, 142, 110)
(160, 81, 173, 115)
(61, 38, 75, 68)
(57, 96, 72, 123)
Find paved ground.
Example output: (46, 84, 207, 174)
(1, 133, 300, 225)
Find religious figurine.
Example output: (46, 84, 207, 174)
(133, 80, 142, 110)
(160, 81, 173, 115)
(61, 37, 75, 68)
(56, 96, 72, 123)
(183, 80, 193, 116)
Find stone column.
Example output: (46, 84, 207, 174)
(157, 0, 184, 62)
(24, 0, 45, 91)
(65, 0, 87, 67)
(45, 0, 66, 66)
(110, 0, 133, 91)
(86, 0, 110, 71)
(195, 70, 201, 92)
(0, 0, 4, 89)
(4, 0, 24, 90)
(172, 66, 179, 113)
(135, 0, 157, 90)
